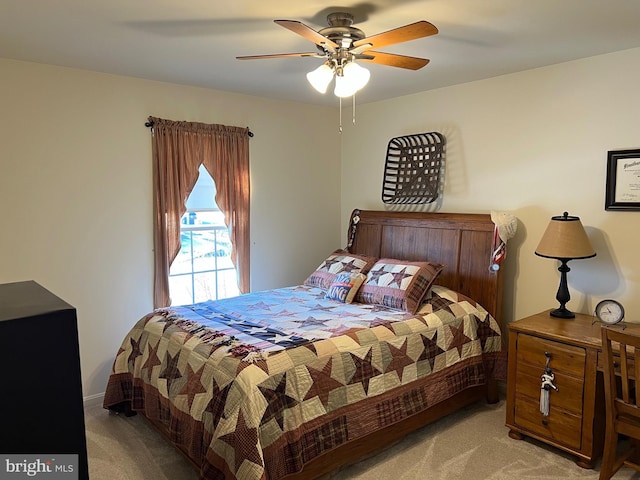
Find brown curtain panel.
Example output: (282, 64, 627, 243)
(149, 116, 250, 308)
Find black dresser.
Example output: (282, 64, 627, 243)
(0, 280, 89, 479)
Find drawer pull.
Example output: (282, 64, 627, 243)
(542, 419, 549, 426)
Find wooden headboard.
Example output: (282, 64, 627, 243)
(347, 209, 504, 324)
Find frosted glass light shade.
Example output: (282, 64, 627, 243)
(306, 64, 334, 94)
(344, 61, 370, 91)
(334, 74, 356, 98)
(334, 61, 370, 97)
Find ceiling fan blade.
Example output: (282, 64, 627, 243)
(352, 21, 438, 49)
(274, 19, 339, 50)
(357, 51, 430, 70)
(236, 52, 322, 60)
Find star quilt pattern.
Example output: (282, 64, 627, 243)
(104, 285, 505, 480)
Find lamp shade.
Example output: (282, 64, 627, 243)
(535, 212, 596, 260)
(334, 62, 370, 98)
(334, 74, 355, 98)
(343, 61, 370, 90)
(306, 63, 334, 94)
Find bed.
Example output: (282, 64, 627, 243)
(104, 209, 507, 480)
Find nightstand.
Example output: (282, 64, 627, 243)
(505, 310, 605, 468)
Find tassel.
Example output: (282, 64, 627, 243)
(540, 387, 550, 416)
(540, 370, 558, 416)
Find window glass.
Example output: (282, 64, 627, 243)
(169, 165, 239, 305)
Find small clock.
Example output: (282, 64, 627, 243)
(594, 299, 625, 325)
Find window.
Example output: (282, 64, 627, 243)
(169, 165, 239, 305)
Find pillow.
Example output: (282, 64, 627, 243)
(304, 249, 377, 290)
(325, 272, 367, 304)
(355, 259, 444, 314)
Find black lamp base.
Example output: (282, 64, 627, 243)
(550, 306, 575, 319)
(550, 259, 574, 319)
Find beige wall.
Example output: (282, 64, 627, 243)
(0, 58, 341, 399)
(340, 47, 640, 326)
(2, 47, 640, 400)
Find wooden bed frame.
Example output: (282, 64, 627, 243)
(283, 209, 505, 479)
(128, 209, 506, 479)
(347, 209, 504, 322)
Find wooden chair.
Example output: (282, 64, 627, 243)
(600, 325, 640, 479)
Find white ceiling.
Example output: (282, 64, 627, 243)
(3, 0, 640, 106)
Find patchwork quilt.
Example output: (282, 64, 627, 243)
(104, 285, 505, 480)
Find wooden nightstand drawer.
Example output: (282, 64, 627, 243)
(506, 311, 605, 468)
(514, 394, 582, 450)
(516, 334, 586, 377)
(515, 367, 584, 414)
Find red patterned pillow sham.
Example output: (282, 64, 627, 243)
(355, 259, 445, 314)
(304, 249, 378, 290)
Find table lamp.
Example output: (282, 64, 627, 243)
(535, 212, 596, 318)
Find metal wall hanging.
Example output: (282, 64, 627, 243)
(381, 132, 445, 204)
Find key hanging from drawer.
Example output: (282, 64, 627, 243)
(540, 351, 559, 416)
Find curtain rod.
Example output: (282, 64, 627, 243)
(144, 121, 254, 137)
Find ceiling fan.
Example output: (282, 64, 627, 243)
(236, 12, 438, 98)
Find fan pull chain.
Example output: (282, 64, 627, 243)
(339, 97, 343, 133)
(352, 95, 356, 125)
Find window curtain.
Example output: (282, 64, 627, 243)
(149, 116, 250, 308)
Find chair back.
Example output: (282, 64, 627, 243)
(601, 326, 640, 440)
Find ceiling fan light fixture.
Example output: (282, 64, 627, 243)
(343, 61, 370, 91)
(306, 63, 334, 94)
(334, 61, 369, 98)
(238, 13, 437, 102)
(334, 73, 354, 98)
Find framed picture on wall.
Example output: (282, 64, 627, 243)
(605, 149, 640, 211)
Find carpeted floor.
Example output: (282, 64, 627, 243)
(84, 399, 640, 480)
